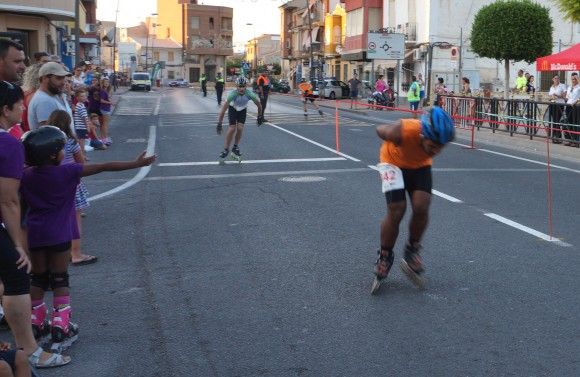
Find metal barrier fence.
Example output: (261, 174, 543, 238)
(439, 95, 580, 146)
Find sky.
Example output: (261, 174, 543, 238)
(96, 0, 286, 50)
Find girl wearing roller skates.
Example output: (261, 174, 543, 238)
(216, 76, 263, 164)
(20, 126, 156, 351)
(371, 107, 454, 294)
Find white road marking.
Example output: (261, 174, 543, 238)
(450, 141, 580, 174)
(154, 97, 161, 115)
(431, 190, 463, 203)
(266, 122, 361, 162)
(88, 125, 156, 202)
(484, 213, 572, 247)
(158, 157, 347, 167)
(145, 168, 370, 181)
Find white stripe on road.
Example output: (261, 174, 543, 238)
(154, 97, 161, 115)
(88, 125, 157, 202)
(450, 141, 580, 174)
(484, 213, 572, 247)
(266, 122, 361, 162)
(145, 167, 370, 181)
(158, 157, 346, 167)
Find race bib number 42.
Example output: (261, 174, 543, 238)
(377, 163, 404, 193)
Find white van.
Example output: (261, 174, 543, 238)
(131, 72, 151, 91)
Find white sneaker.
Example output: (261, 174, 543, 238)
(84, 145, 94, 152)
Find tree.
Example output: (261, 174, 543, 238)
(471, 0, 552, 98)
(554, 0, 580, 22)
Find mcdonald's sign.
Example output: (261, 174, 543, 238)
(541, 60, 548, 71)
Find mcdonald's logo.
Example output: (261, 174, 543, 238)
(541, 60, 548, 70)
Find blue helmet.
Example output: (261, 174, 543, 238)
(420, 107, 455, 144)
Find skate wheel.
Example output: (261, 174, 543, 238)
(370, 277, 382, 295)
(400, 260, 425, 289)
(218, 160, 225, 165)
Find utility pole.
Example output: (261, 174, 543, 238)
(112, 0, 119, 72)
(306, 0, 314, 82)
(458, 27, 463, 89)
(74, 0, 81, 65)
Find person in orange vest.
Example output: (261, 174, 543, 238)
(256, 70, 271, 121)
(298, 78, 323, 117)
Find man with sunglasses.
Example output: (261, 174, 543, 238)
(27, 62, 72, 131)
(216, 76, 263, 163)
(371, 107, 455, 294)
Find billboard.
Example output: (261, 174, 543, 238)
(367, 33, 405, 60)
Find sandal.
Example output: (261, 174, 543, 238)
(28, 347, 71, 368)
(71, 255, 98, 266)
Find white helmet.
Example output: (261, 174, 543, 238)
(235, 76, 248, 86)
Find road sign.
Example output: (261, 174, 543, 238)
(367, 33, 405, 60)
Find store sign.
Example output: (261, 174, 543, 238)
(367, 33, 405, 60)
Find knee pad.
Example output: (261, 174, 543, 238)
(30, 271, 50, 291)
(49, 272, 69, 290)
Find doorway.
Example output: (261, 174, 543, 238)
(189, 67, 200, 83)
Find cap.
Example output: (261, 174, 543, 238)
(39, 62, 72, 77)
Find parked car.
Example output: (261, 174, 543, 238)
(168, 78, 189, 88)
(313, 78, 350, 99)
(271, 79, 290, 93)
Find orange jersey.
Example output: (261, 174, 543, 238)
(298, 82, 312, 95)
(379, 119, 432, 168)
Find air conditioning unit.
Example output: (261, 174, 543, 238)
(413, 49, 424, 61)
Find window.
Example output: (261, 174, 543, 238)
(368, 8, 382, 31)
(221, 17, 232, 30)
(168, 51, 174, 62)
(221, 35, 232, 49)
(346, 8, 363, 37)
(190, 17, 199, 29)
(153, 51, 160, 62)
(209, 17, 214, 29)
(168, 70, 175, 79)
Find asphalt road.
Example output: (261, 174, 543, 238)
(5, 87, 579, 377)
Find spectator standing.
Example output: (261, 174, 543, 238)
(83, 64, 94, 86)
(20, 63, 43, 133)
(0, 39, 26, 84)
(461, 77, 472, 95)
(548, 74, 567, 143)
(564, 73, 580, 146)
(33, 52, 49, 64)
(417, 73, 425, 107)
(434, 77, 448, 106)
(348, 74, 361, 109)
(526, 75, 536, 94)
(515, 69, 527, 93)
(27, 62, 73, 131)
(375, 75, 386, 93)
(0, 80, 70, 368)
(407, 75, 421, 117)
(71, 64, 86, 90)
(99, 78, 113, 145)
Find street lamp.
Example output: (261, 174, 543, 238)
(246, 23, 257, 75)
(145, 13, 158, 71)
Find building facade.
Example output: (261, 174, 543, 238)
(245, 34, 281, 70)
(156, 0, 233, 83)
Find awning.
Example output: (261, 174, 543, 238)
(536, 43, 580, 71)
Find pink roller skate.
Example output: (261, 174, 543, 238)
(31, 302, 50, 345)
(50, 305, 79, 352)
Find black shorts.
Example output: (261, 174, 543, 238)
(228, 106, 247, 125)
(29, 241, 71, 253)
(385, 165, 432, 204)
(0, 227, 30, 296)
(0, 349, 16, 371)
(76, 129, 89, 139)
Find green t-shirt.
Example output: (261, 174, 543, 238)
(407, 82, 420, 102)
(226, 89, 257, 111)
(515, 76, 527, 91)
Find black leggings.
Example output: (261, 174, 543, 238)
(0, 227, 30, 296)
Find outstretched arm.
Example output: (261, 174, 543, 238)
(82, 151, 156, 177)
(376, 121, 403, 146)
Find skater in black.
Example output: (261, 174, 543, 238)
(256, 70, 271, 121)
